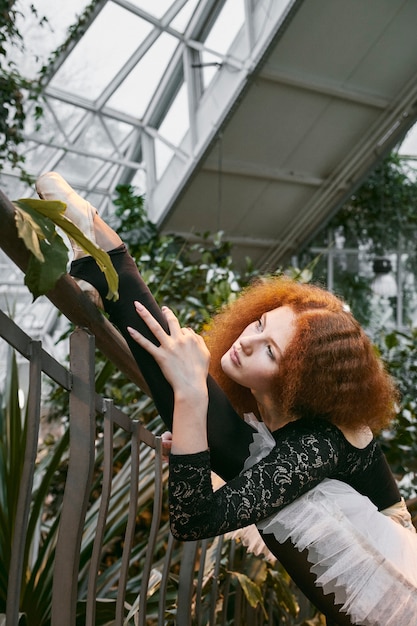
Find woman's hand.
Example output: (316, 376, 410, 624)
(127, 302, 210, 399)
(128, 303, 210, 455)
(161, 430, 172, 461)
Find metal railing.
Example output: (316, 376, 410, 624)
(0, 311, 162, 625)
(1, 308, 284, 626)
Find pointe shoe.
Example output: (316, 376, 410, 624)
(36, 171, 97, 259)
(36, 171, 103, 308)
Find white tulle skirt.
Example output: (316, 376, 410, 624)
(242, 414, 417, 626)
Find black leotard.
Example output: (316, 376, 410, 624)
(168, 420, 399, 540)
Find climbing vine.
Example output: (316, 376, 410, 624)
(0, 0, 103, 182)
(0, 1, 46, 181)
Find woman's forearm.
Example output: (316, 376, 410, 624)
(171, 390, 209, 455)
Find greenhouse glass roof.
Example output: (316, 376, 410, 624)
(2, 0, 417, 350)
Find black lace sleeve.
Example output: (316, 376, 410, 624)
(168, 424, 340, 541)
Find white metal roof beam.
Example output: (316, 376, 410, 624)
(149, 0, 299, 222)
(21, 133, 145, 172)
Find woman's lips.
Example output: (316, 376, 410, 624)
(230, 346, 240, 366)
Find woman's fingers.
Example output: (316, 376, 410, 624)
(127, 301, 210, 394)
(161, 431, 173, 461)
(127, 302, 174, 354)
(135, 301, 182, 337)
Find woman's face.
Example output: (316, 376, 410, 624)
(221, 306, 296, 398)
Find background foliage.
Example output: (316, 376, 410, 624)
(0, 0, 44, 181)
(303, 153, 417, 500)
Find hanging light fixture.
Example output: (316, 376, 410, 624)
(371, 258, 397, 297)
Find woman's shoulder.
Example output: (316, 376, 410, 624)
(278, 418, 377, 452)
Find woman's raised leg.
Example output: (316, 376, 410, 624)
(36, 172, 254, 480)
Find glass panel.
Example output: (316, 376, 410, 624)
(158, 83, 189, 147)
(155, 139, 174, 180)
(0, 175, 30, 201)
(104, 118, 137, 149)
(73, 117, 115, 157)
(204, 0, 245, 55)
(49, 3, 153, 101)
(200, 51, 222, 89)
(55, 152, 103, 185)
(399, 125, 417, 157)
(130, 169, 147, 195)
(170, 0, 199, 33)
(10, 0, 91, 77)
(201, 0, 245, 88)
(107, 32, 179, 118)
(0, 250, 24, 283)
(20, 142, 62, 176)
(44, 100, 87, 137)
(24, 101, 66, 140)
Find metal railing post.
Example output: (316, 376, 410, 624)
(51, 328, 96, 626)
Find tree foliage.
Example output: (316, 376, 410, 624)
(0, 0, 44, 181)
(332, 154, 417, 260)
(304, 154, 417, 324)
(304, 153, 417, 499)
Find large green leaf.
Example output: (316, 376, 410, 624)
(13, 198, 119, 301)
(229, 570, 268, 618)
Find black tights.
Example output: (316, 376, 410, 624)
(70, 246, 353, 626)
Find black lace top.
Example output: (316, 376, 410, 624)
(168, 418, 400, 541)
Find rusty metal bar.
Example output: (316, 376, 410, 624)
(0, 310, 71, 390)
(221, 539, 236, 626)
(195, 539, 208, 626)
(209, 536, 224, 625)
(158, 532, 175, 626)
(86, 399, 115, 626)
(5, 340, 42, 626)
(51, 328, 96, 626)
(115, 420, 140, 624)
(137, 436, 164, 626)
(176, 541, 199, 626)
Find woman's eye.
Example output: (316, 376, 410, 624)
(267, 345, 275, 359)
(256, 318, 263, 330)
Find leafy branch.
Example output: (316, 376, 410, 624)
(13, 198, 119, 301)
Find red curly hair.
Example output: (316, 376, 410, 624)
(204, 276, 398, 433)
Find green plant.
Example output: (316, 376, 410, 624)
(0, 346, 69, 623)
(111, 184, 261, 328)
(302, 153, 417, 326)
(376, 328, 417, 498)
(13, 197, 119, 301)
(0, 1, 44, 182)
(0, 343, 170, 624)
(332, 154, 417, 261)
(303, 152, 417, 500)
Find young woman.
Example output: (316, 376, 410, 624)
(36, 172, 417, 626)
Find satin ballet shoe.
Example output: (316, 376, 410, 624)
(36, 171, 103, 308)
(36, 171, 97, 259)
